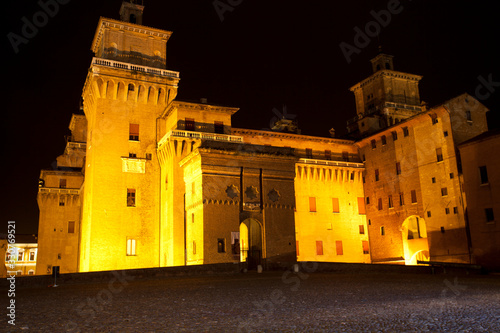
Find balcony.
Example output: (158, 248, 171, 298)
(38, 187, 80, 195)
(91, 57, 180, 79)
(158, 130, 243, 149)
(298, 158, 365, 169)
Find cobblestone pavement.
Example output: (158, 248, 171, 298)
(3, 270, 500, 332)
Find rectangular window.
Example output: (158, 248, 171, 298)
(59, 179, 66, 188)
(214, 121, 224, 134)
(193, 241, 196, 255)
(427, 211, 432, 218)
(68, 221, 75, 234)
(396, 162, 401, 175)
(450, 172, 454, 179)
(436, 148, 443, 162)
(378, 198, 383, 211)
(185, 118, 195, 131)
(453, 207, 458, 214)
(391, 131, 398, 141)
(375, 169, 379, 181)
(59, 197, 65, 206)
(441, 187, 448, 196)
(381, 135, 387, 145)
(324, 150, 332, 160)
(29, 252, 36, 261)
(217, 238, 226, 253)
(479, 166, 489, 184)
(380, 226, 385, 236)
(18, 252, 23, 261)
(362, 241, 369, 254)
(129, 153, 137, 158)
(444, 131, 449, 137)
(388, 195, 394, 209)
(403, 127, 409, 137)
(342, 151, 349, 162)
(126, 239, 136, 256)
(336, 241, 343, 255)
(399, 192, 405, 206)
(411, 190, 417, 203)
(316, 241, 323, 256)
(357, 197, 366, 215)
(485, 208, 495, 222)
(127, 188, 136, 207)
(371, 139, 377, 149)
(359, 225, 365, 234)
(445, 207, 450, 214)
(431, 113, 438, 125)
(129, 123, 139, 141)
(332, 198, 340, 213)
(146, 153, 152, 160)
(309, 197, 317, 212)
(366, 197, 370, 205)
(466, 110, 472, 122)
(432, 177, 436, 183)
(441, 226, 445, 233)
(306, 148, 313, 159)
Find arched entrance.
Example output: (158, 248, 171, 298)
(401, 215, 429, 265)
(240, 219, 262, 269)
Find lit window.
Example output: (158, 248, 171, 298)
(336, 241, 343, 255)
(18, 252, 23, 261)
(436, 148, 443, 162)
(309, 197, 317, 212)
(332, 198, 340, 213)
(485, 208, 495, 223)
(411, 190, 417, 203)
(479, 166, 489, 184)
(126, 239, 136, 256)
(68, 221, 75, 234)
(29, 252, 36, 261)
(316, 241, 324, 255)
(129, 124, 139, 141)
(127, 188, 136, 207)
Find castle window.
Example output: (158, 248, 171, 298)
(430, 113, 438, 125)
(381, 135, 387, 145)
(18, 251, 24, 261)
(444, 131, 449, 137)
(380, 226, 385, 236)
(432, 177, 436, 183)
(316, 241, 324, 255)
(126, 239, 136, 256)
(411, 190, 417, 203)
(366, 197, 370, 205)
(325, 150, 332, 160)
(454, 207, 458, 214)
(388, 195, 394, 209)
(128, 84, 135, 91)
(440, 226, 445, 233)
(399, 192, 405, 206)
(391, 131, 398, 141)
(375, 169, 379, 181)
(129, 153, 137, 158)
(450, 172, 454, 179)
(193, 241, 196, 255)
(217, 239, 226, 253)
(146, 153, 152, 160)
(479, 166, 489, 184)
(214, 121, 224, 134)
(357, 197, 366, 215)
(445, 207, 450, 214)
(362, 241, 369, 254)
(29, 252, 36, 261)
(129, 124, 139, 141)
(466, 110, 472, 122)
(371, 139, 376, 149)
(378, 198, 383, 211)
(309, 197, 317, 212)
(485, 208, 495, 223)
(336, 241, 343, 255)
(306, 148, 313, 159)
(342, 151, 349, 162)
(403, 127, 409, 137)
(441, 187, 448, 196)
(427, 211, 432, 218)
(332, 198, 340, 213)
(59, 197, 65, 206)
(59, 179, 66, 188)
(396, 162, 401, 175)
(185, 118, 195, 131)
(359, 225, 365, 234)
(68, 221, 75, 234)
(436, 148, 443, 162)
(127, 188, 136, 207)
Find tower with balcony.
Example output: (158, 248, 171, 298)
(347, 53, 424, 138)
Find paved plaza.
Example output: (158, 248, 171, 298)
(4, 269, 500, 332)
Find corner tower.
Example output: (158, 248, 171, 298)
(347, 53, 423, 137)
(79, 1, 180, 272)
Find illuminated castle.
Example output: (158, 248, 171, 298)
(36, 2, 490, 274)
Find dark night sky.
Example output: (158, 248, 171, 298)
(2, 0, 499, 234)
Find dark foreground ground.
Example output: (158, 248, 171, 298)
(2, 269, 500, 332)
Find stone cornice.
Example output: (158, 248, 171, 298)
(350, 70, 423, 91)
(231, 128, 356, 145)
(91, 17, 173, 54)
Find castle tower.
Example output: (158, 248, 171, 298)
(79, 2, 180, 272)
(347, 53, 423, 137)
